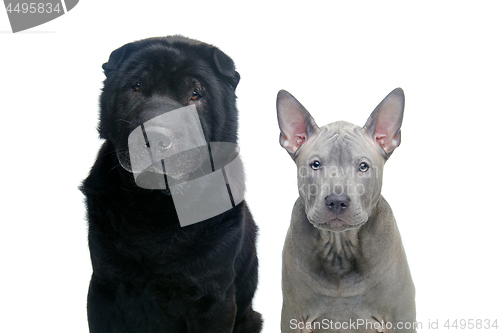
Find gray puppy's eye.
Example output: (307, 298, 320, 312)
(310, 160, 321, 170)
(358, 162, 369, 172)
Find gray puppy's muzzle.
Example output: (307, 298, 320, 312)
(127, 104, 244, 227)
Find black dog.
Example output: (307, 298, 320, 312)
(81, 36, 262, 333)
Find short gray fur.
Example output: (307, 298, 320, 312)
(277, 88, 416, 333)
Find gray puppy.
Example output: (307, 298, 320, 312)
(277, 88, 416, 333)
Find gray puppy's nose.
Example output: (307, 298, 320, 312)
(325, 194, 350, 214)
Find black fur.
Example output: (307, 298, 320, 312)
(81, 36, 262, 333)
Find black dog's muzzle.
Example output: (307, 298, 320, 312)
(126, 104, 244, 227)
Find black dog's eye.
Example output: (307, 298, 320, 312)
(191, 90, 201, 100)
(131, 83, 141, 92)
(310, 160, 321, 170)
(358, 162, 369, 172)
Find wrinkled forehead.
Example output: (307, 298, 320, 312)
(325, 121, 370, 148)
(299, 121, 378, 163)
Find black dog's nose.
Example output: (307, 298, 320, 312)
(145, 129, 173, 154)
(325, 194, 350, 214)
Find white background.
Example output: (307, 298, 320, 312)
(1, 1, 499, 332)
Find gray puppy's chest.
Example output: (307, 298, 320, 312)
(282, 199, 407, 333)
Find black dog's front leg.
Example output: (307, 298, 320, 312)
(87, 277, 129, 333)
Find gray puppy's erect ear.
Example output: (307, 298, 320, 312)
(363, 88, 405, 158)
(276, 90, 320, 158)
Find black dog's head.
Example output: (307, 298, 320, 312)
(98, 36, 240, 177)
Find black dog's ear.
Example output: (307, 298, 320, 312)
(212, 48, 240, 89)
(102, 42, 138, 78)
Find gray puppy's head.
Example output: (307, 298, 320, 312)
(277, 88, 404, 232)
